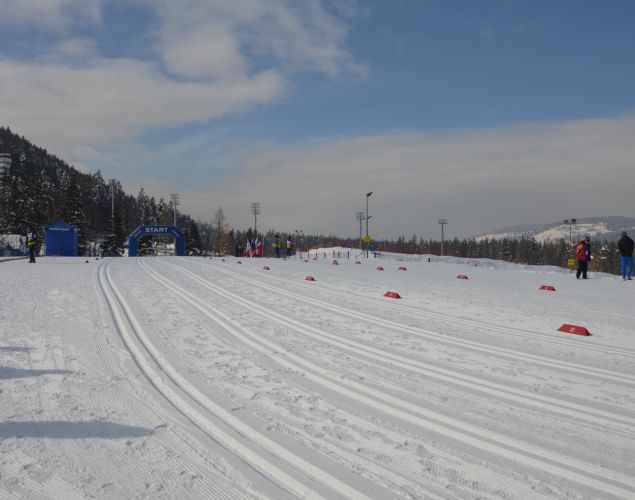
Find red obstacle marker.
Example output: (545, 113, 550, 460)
(376, 266, 384, 271)
(540, 285, 556, 291)
(558, 324, 591, 336)
(457, 274, 469, 280)
(332, 259, 339, 265)
(398, 266, 407, 271)
(222, 259, 225, 262)
(305, 275, 316, 281)
(384, 291, 401, 299)
(355, 261, 361, 264)
(237, 261, 242, 264)
(263, 266, 270, 270)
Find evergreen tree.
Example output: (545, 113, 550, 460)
(61, 171, 87, 254)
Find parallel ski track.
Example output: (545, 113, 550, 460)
(164, 259, 635, 435)
(88, 270, 249, 500)
(219, 259, 635, 360)
(142, 258, 635, 499)
(202, 260, 635, 388)
(125, 270, 467, 499)
(99, 260, 371, 500)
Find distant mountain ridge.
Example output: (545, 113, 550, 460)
(475, 217, 635, 243)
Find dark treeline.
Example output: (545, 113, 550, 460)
(0, 126, 624, 273)
(296, 234, 623, 275)
(0, 126, 203, 255)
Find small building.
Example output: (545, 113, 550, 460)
(45, 220, 78, 256)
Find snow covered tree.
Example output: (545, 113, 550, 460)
(61, 171, 87, 254)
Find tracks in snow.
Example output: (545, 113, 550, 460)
(207, 261, 635, 388)
(98, 259, 374, 500)
(165, 260, 635, 436)
(219, 260, 635, 361)
(142, 258, 635, 499)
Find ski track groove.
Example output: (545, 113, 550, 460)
(172, 259, 635, 433)
(121, 275, 460, 500)
(140, 258, 635, 498)
(207, 260, 635, 387)
(100, 260, 371, 500)
(90, 275, 236, 500)
(92, 270, 251, 500)
(220, 259, 635, 360)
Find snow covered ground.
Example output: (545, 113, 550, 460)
(1, 252, 634, 499)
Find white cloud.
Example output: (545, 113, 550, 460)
(169, 116, 635, 238)
(0, 0, 364, 154)
(0, 0, 103, 32)
(153, 0, 366, 80)
(0, 57, 284, 149)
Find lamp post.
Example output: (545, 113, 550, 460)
(564, 219, 576, 246)
(170, 193, 180, 227)
(365, 192, 373, 257)
(294, 229, 303, 255)
(251, 202, 260, 238)
(356, 211, 365, 253)
(438, 218, 448, 256)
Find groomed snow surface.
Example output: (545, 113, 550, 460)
(1, 252, 634, 499)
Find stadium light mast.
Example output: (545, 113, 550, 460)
(170, 193, 180, 227)
(356, 211, 365, 253)
(438, 218, 448, 256)
(251, 202, 260, 238)
(564, 218, 577, 246)
(365, 192, 373, 257)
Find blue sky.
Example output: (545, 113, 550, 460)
(1, 0, 634, 238)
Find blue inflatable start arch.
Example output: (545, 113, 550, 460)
(128, 225, 185, 256)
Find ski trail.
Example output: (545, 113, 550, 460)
(207, 261, 635, 387)
(140, 258, 635, 499)
(222, 260, 635, 359)
(100, 260, 370, 500)
(162, 259, 635, 434)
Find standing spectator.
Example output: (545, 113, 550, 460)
(618, 231, 634, 281)
(286, 236, 292, 257)
(574, 236, 591, 279)
(274, 234, 281, 258)
(26, 229, 37, 263)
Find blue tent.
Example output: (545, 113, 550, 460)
(45, 220, 78, 256)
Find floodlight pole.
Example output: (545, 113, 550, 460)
(295, 229, 303, 253)
(356, 211, 365, 253)
(438, 218, 448, 256)
(251, 202, 260, 238)
(365, 192, 373, 257)
(170, 193, 180, 227)
(564, 218, 577, 246)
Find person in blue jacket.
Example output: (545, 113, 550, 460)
(618, 231, 634, 281)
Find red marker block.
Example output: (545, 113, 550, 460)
(355, 261, 361, 264)
(557, 324, 591, 336)
(398, 266, 407, 271)
(376, 266, 384, 271)
(263, 266, 270, 270)
(540, 285, 556, 291)
(305, 275, 316, 281)
(332, 259, 339, 265)
(384, 291, 401, 299)
(457, 274, 469, 280)
(237, 261, 242, 264)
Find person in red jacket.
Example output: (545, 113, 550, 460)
(574, 236, 591, 279)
